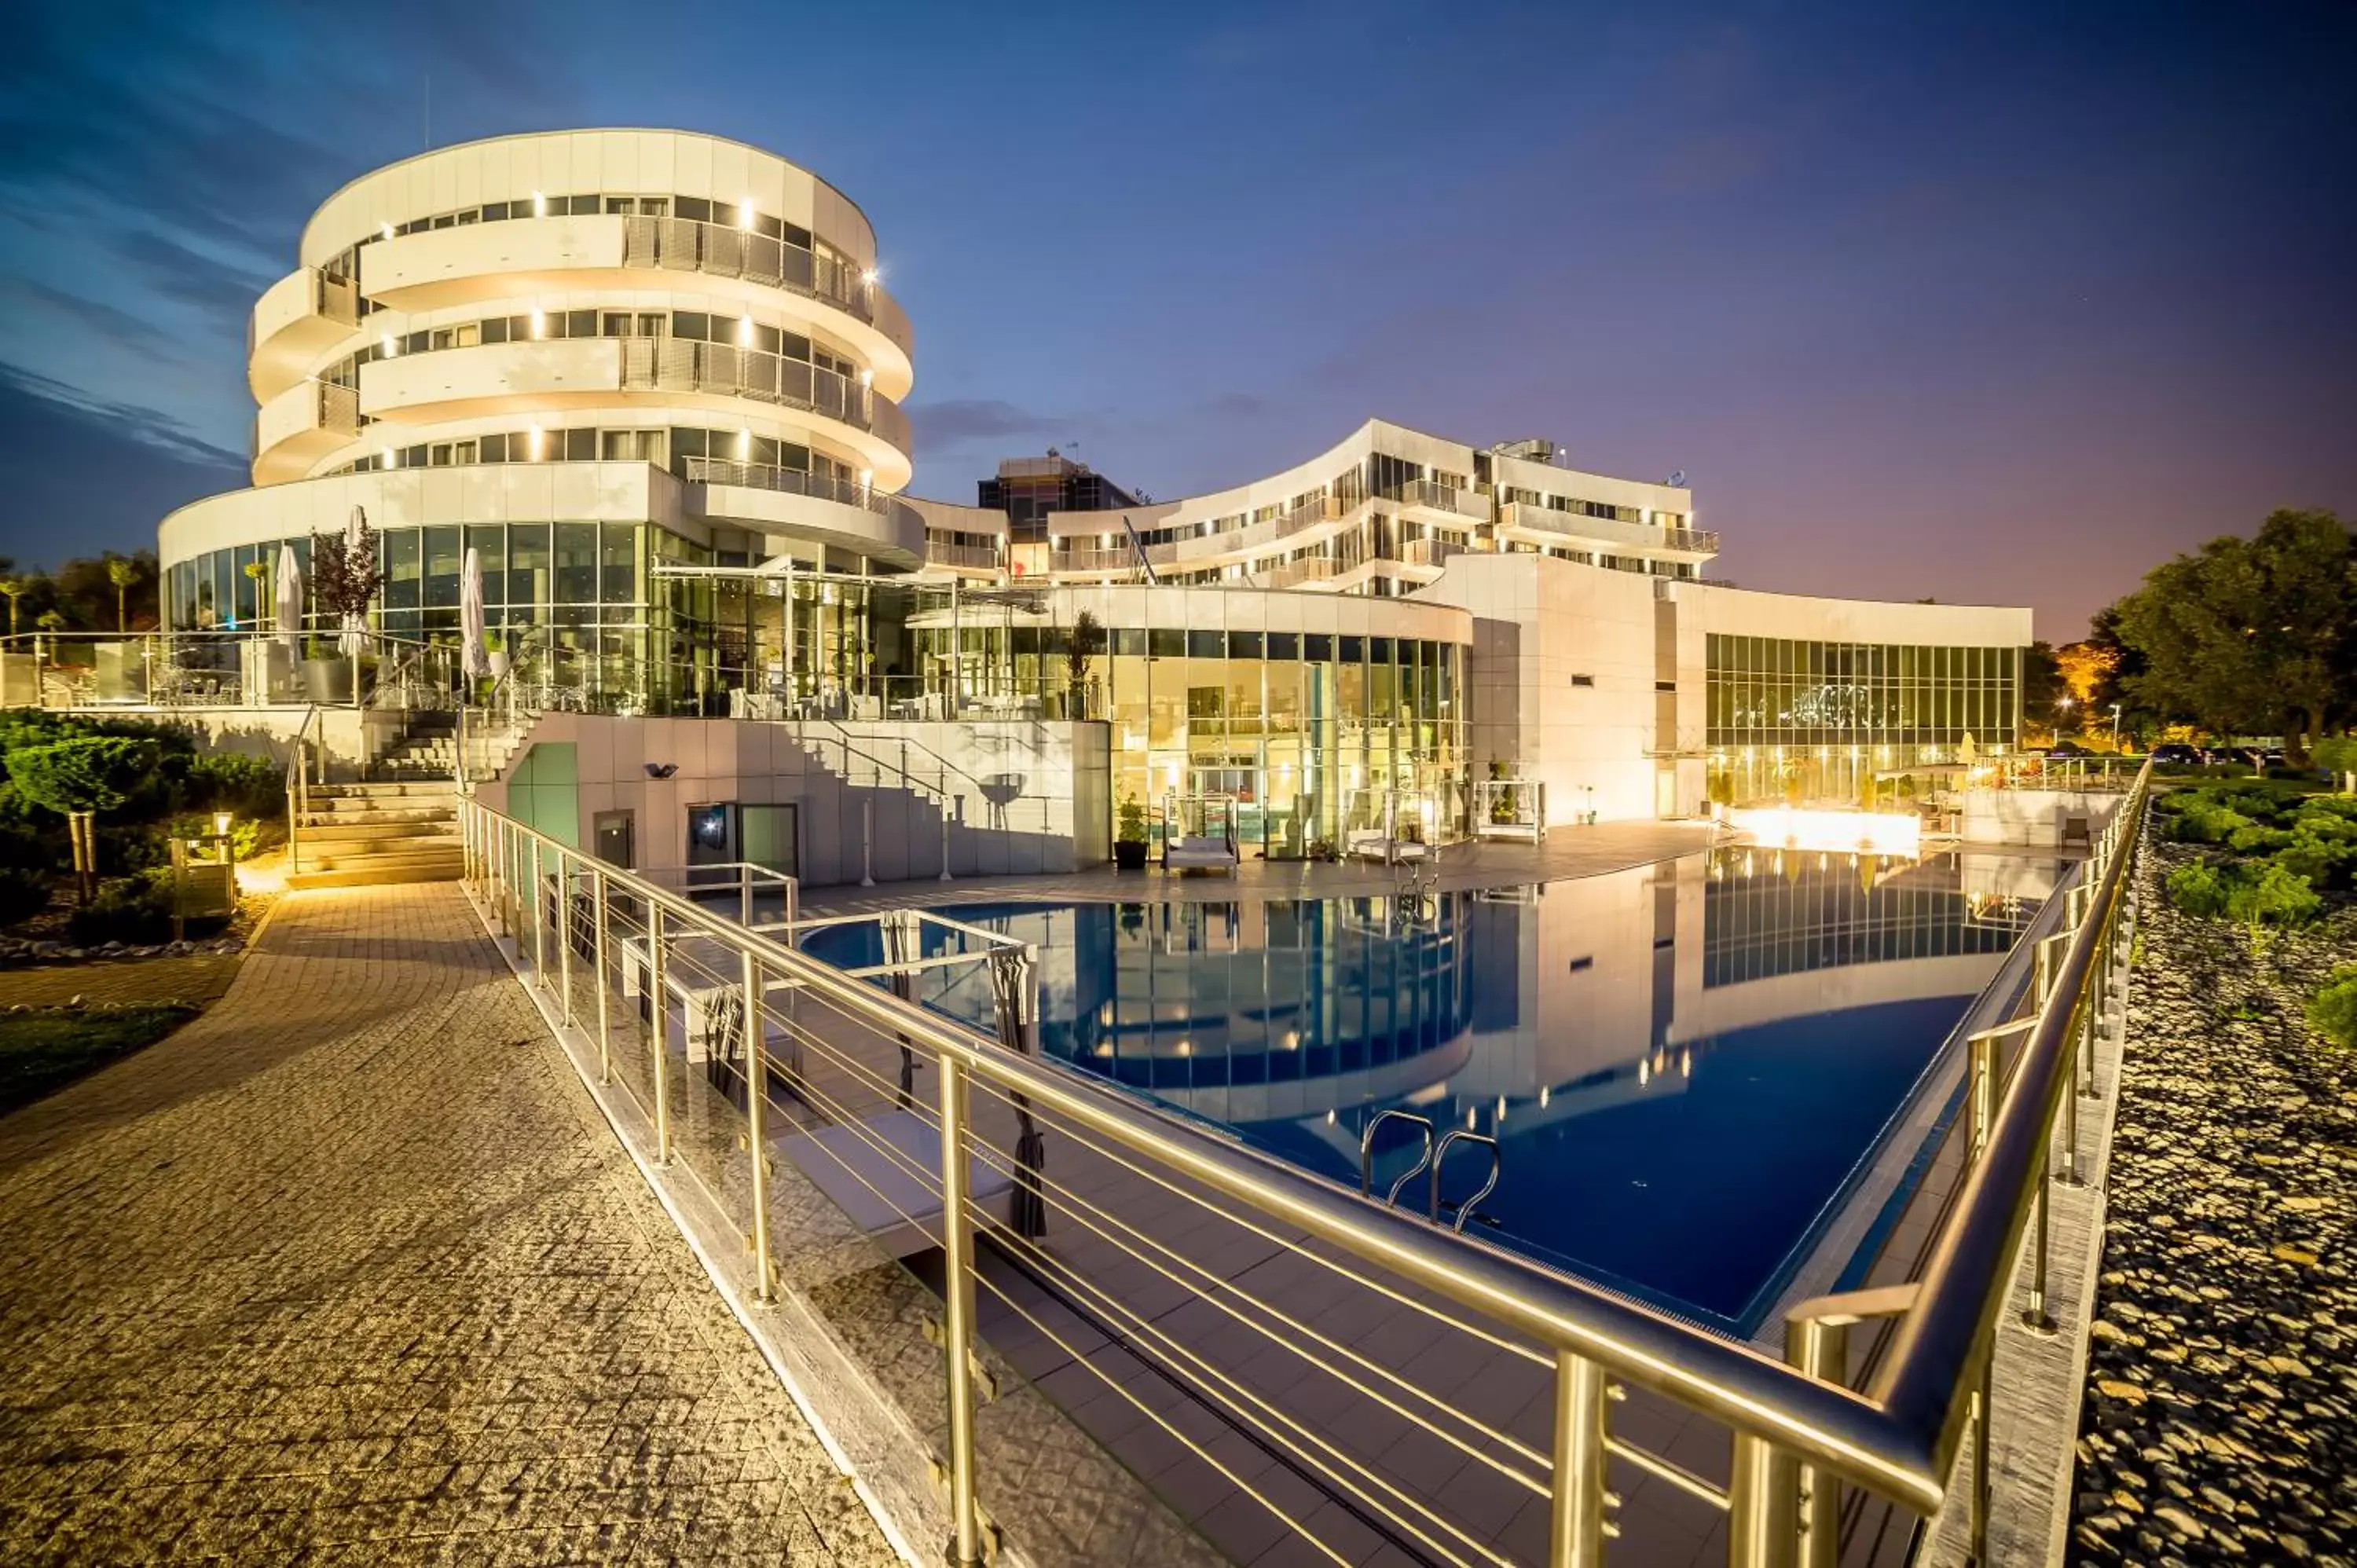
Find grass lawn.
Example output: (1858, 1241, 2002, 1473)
(0, 1006, 199, 1118)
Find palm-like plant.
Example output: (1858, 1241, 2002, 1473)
(106, 557, 138, 632)
(0, 575, 27, 638)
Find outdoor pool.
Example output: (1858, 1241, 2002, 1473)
(799, 845, 2058, 1332)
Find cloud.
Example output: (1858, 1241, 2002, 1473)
(111, 231, 275, 329)
(0, 361, 243, 570)
(908, 398, 1076, 452)
(2, 280, 162, 356)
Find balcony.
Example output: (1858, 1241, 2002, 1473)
(1050, 545, 1143, 576)
(357, 214, 914, 398)
(251, 379, 359, 485)
(1384, 478, 1487, 522)
(1261, 557, 1340, 589)
(926, 540, 1003, 573)
(1141, 493, 1365, 568)
(248, 268, 362, 401)
(622, 339, 911, 466)
(1398, 536, 1480, 569)
(683, 457, 925, 568)
(1497, 501, 1721, 561)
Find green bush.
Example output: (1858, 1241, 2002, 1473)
(64, 872, 175, 947)
(2169, 801, 2253, 844)
(2309, 965, 2357, 1051)
(5, 736, 162, 817)
(184, 751, 280, 821)
(2227, 824, 2296, 854)
(2273, 837, 2356, 892)
(2167, 862, 2232, 918)
(2226, 861, 2322, 936)
(0, 865, 49, 925)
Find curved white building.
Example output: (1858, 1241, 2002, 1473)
(156, 126, 2031, 855)
(167, 130, 922, 705)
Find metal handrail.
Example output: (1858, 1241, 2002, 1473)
(284, 704, 321, 874)
(457, 756, 2154, 1562)
(1359, 1109, 1437, 1208)
(683, 456, 895, 515)
(1431, 1130, 1501, 1233)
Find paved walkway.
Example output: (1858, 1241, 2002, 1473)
(0, 885, 893, 1567)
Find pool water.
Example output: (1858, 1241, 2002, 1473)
(800, 847, 2051, 1330)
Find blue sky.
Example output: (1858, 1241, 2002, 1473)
(1, 0, 2351, 637)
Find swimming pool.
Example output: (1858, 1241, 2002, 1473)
(799, 846, 2055, 1331)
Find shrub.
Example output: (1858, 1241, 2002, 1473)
(2166, 862, 2231, 918)
(2227, 824, 2296, 854)
(2309, 965, 2357, 1051)
(2225, 861, 2322, 938)
(2169, 802, 2253, 844)
(2272, 837, 2356, 892)
(5, 736, 162, 817)
(64, 872, 175, 947)
(0, 865, 49, 925)
(184, 751, 282, 821)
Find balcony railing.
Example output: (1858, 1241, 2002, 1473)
(1050, 545, 1144, 574)
(1500, 500, 1721, 557)
(453, 764, 2156, 1568)
(250, 379, 359, 463)
(1260, 555, 1340, 588)
(1398, 536, 1476, 568)
(926, 540, 1003, 571)
(1384, 478, 1487, 520)
(621, 339, 909, 453)
(622, 215, 874, 324)
(683, 457, 891, 515)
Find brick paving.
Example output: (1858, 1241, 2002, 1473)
(0, 883, 895, 1567)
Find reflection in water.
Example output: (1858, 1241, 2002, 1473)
(830, 847, 2055, 1329)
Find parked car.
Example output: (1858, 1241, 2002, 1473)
(2150, 743, 2203, 765)
(2048, 741, 2092, 757)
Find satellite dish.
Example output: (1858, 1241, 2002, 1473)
(1669, 470, 1688, 488)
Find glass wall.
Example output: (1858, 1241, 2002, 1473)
(1704, 633, 2021, 805)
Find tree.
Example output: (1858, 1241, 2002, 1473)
(1065, 610, 1105, 717)
(2022, 642, 2064, 738)
(310, 516, 384, 706)
(2109, 509, 2355, 764)
(5, 735, 160, 902)
(106, 557, 137, 632)
(0, 576, 27, 638)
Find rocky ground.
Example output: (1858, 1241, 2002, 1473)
(2068, 833, 2357, 1566)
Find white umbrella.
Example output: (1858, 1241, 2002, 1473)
(274, 547, 302, 650)
(338, 504, 368, 657)
(459, 547, 489, 680)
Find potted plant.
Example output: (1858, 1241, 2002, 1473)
(1114, 792, 1149, 870)
(306, 512, 383, 706)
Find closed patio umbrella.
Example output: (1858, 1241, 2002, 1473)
(460, 547, 489, 680)
(338, 505, 368, 657)
(274, 547, 302, 650)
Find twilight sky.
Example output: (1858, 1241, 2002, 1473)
(1, 0, 2351, 641)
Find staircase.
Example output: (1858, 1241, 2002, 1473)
(284, 714, 465, 890)
(287, 781, 463, 889)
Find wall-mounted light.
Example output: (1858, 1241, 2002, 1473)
(527, 424, 544, 459)
(738, 198, 756, 231)
(530, 309, 545, 339)
(379, 333, 397, 357)
(860, 267, 879, 287)
(531, 190, 545, 217)
(379, 222, 394, 241)
(379, 448, 395, 467)
(737, 317, 753, 347)
(737, 428, 752, 460)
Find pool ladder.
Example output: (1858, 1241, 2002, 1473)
(1358, 1110, 1501, 1234)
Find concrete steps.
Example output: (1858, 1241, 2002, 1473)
(289, 779, 462, 891)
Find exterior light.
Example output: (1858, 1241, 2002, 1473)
(532, 190, 545, 216)
(213, 811, 233, 838)
(1325, 1109, 1337, 1126)
(530, 310, 545, 339)
(738, 198, 756, 230)
(737, 428, 752, 459)
(1639, 1058, 1651, 1086)
(1539, 1086, 1551, 1108)
(380, 447, 394, 466)
(861, 268, 879, 286)
(1175, 1039, 1191, 1057)
(859, 367, 873, 387)
(737, 317, 753, 347)
(380, 333, 397, 356)
(860, 468, 874, 487)
(528, 425, 544, 457)
(379, 222, 394, 240)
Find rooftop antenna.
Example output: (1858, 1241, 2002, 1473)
(422, 72, 431, 150)
(1669, 470, 1688, 488)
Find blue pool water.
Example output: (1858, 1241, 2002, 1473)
(800, 847, 2053, 1331)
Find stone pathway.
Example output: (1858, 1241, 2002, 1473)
(0, 884, 895, 1567)
(2067, 839, 2357, 1566)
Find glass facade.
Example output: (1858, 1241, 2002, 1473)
(1704, 633, 2020, 805)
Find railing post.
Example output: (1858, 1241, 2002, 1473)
(557, 858, 575, 1027)
(742, 946, 773, 1303)
(739, 860, 753, 927)
(1545, 1350, 1608, 1567)
(650, 903, 671, 1163)
(1727, 1432, 1800, 1568)
(1783, 1321, 1849, 1564)
(937, 1054, 984, 1568)
(861, 797, 875, 888)
(592, 867, 612, 1085)
(530, 838, 548, 984)
(1969, 1028, 1999, 1161)
(1970, 1348, 1994, 1565)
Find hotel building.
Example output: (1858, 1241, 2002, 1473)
(159, 129, 2028, 868)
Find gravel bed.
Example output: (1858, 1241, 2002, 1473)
(2067, 833, 2356, 1566)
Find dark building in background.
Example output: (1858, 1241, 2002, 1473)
(979, 451, 1145, 545)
